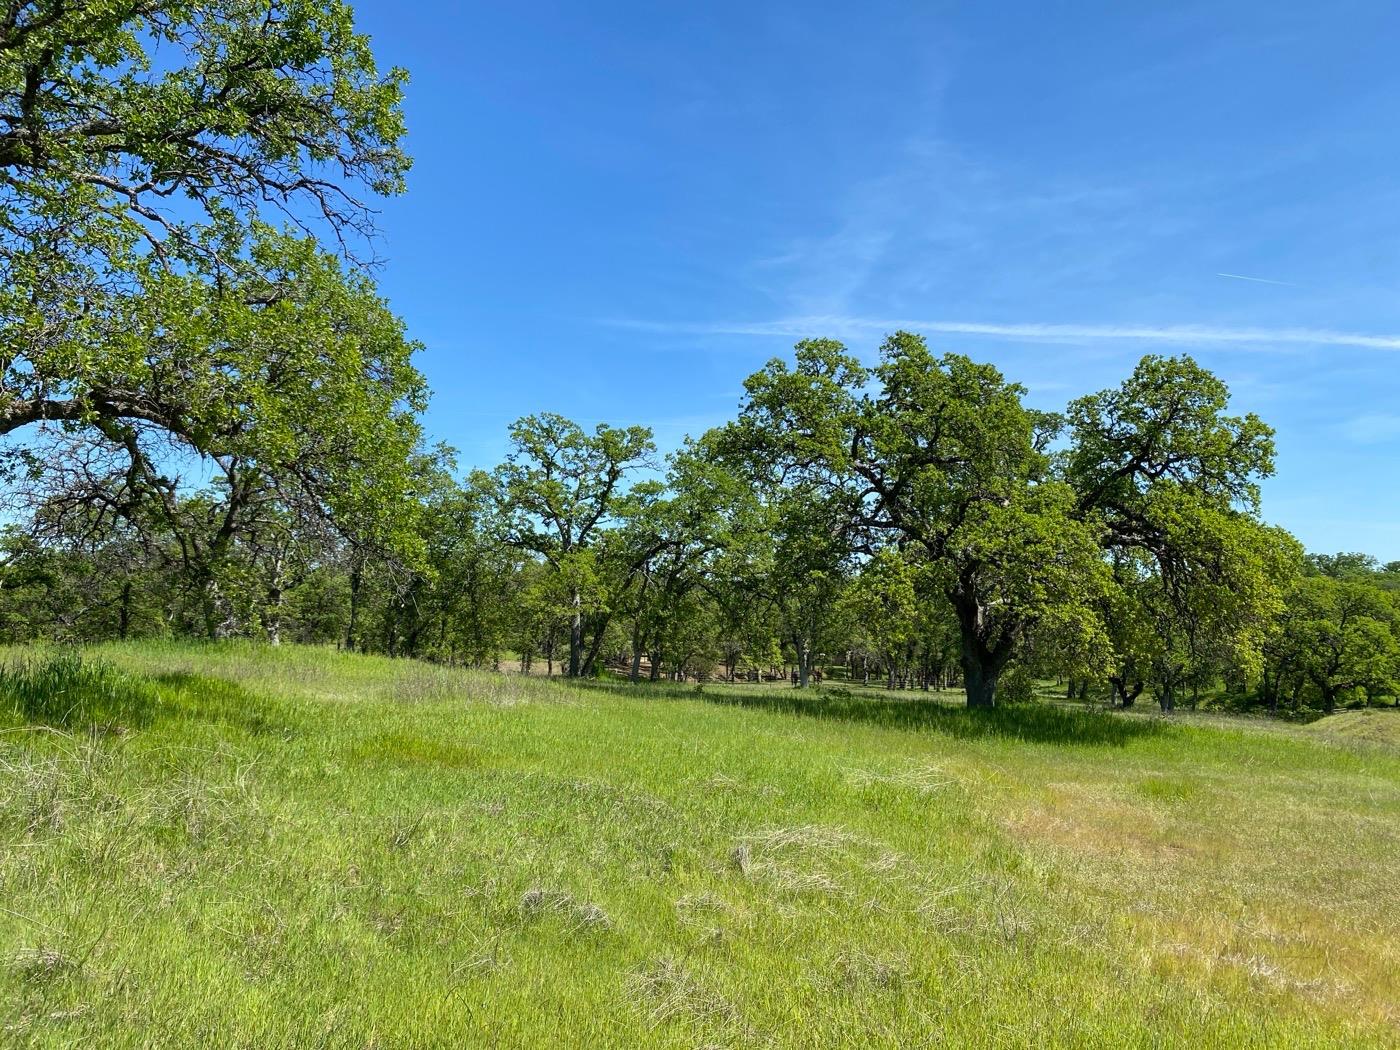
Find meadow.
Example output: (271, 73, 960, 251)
(0, 642, 1396, 1048)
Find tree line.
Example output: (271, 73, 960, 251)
(6, 335, 1398, 713)
(1, 2, 1396, 714)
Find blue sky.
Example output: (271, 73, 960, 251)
(354, 1, 1400, 560)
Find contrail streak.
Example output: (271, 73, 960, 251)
(1216, 272, 1295, 286)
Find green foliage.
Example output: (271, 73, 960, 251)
(0, 0, 426, 581)
(1066, 355, 1298, 711)
(1272, 576, 1400, 711)
(993, 663, 1037, 704)
(733, 332, 1112, 705)
(1065, 354, 1275, 517)
(488, 414, 656, 677)
(0, 278, 1340, 723)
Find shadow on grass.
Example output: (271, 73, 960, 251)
(149, 672, 296, 736)
(586, 680, 1170, 748)
(0, 653, 292, 736)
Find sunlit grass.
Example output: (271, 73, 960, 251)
(1305, 707, 1400, 750)
(0, 642, 1395, 1047)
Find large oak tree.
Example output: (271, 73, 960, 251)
(734, 333, 1109, 706)
(1, 2, 424, 568)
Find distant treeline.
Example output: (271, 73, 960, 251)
(1, 2, 1396, 713)
(5, 348, 1398, 715)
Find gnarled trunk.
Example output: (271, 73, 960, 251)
(952, 592, 1014, 708)
(1111, 676, 1143, 708)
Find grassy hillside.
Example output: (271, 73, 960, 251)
(1305, 707, 1400, 750)
(1, 642, 1396, 1048)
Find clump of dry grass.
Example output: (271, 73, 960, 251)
(845, 763, 957, 794)
(628, 957, 747, 1036)
(0, 752, 68, 837)
(518, 888, 613, 931)
(9, 946, 78, 984)
(674, 892, 746, 946)
(832, 948, 910, 990)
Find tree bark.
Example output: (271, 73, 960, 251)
(266, 585, 283, 646)
(795, 636, 812, 688)
(1111, 677, 1142, 708)
(579, 613, 610, 677)
(118, 580, 132, 640)
(962, 657, 999, 708)
(345, 557, 363, 652)
(630, 616, 644, 683)
(952, 593, 1013, 708)
(568, 589, 583, 677)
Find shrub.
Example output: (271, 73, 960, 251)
(997, 664, 1037, 704)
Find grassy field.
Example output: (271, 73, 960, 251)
(0, 642, 1397, 1048)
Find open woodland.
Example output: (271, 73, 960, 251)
(0, 2, 1397, 1046)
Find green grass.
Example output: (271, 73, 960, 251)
(1304, 707, 1400, 750)
(1, 642, 1396, 1048)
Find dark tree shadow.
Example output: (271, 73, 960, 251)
(582, 680, 1171, 748)
(149, 672, 296, 735)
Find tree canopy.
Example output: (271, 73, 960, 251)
(1, 0, 423, 571)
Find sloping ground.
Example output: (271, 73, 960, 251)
(0, 642, 1396, 1048)
(1305, 708, 1400, 750)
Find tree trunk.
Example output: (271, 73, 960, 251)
(345, 558, 363, 652)
(118, 580, 132, 640)
(568, 590, 583, 677)
(952, 593, 1012, 708)
(267, 587, 282, 646)
(962, 657, 999, 708)
(202, 576, 223, 641)
(1111, 677, 1142, 708)
(579, 615, 609, 677)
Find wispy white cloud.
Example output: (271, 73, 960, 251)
(611, 315, 1400, 352)
(1216, 272, 1295, 286)
(1338, 412, 1400, 445)
(739, 138, 1171, 318)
